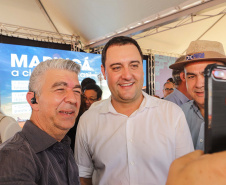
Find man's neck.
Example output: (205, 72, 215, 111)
(194, 102, 205, 118)
(200, 108, 205, 118)
(111, 94, 144, 117)
(30, 114, 66, 142)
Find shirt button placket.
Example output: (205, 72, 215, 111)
(126, 117, 135, 183)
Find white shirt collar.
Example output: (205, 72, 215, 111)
(98, 91, 159, 115)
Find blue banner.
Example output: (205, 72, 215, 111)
(0, 43, 146, 124)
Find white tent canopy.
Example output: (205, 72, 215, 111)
(0, 0, 225, 55)
(134, 1, 226, 56)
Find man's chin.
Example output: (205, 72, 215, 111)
(194, 100, 205, 108)
(118, 95, 138, 103)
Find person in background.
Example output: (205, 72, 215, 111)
(166, 150, 226, 185)
(162, 82, 174, 98)
(169, 40, 226, 150)
(167, 77, 174, 83)
(67, 77, 97, 152)
(75, 36, 193, 185)
(67, 83, 102, 152)
(67, 95, 86, 153)
(81, 77, 96, 92)
(164, 55, 192, 106)
(83, 83, 102, 110)
(0, 59, 81, 185)
(0, 110, 21, 144)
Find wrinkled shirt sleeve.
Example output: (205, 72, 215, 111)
(175, 109, 194, 158)
(0, 147, 39, 184)
(74, 116, 94, 178)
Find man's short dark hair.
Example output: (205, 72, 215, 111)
(81, 78, 96, 92)
(167, 78, 174, 83)
(83, 83, 102, 99)
(172, 55, 186, 86)
(101, 36, 143, 68)
(163, 82, 174, 89)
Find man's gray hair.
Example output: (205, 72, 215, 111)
(163, 82, 174, 89)
(29, 59, 80, 96)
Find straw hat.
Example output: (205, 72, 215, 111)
(169, 40, 226, 70)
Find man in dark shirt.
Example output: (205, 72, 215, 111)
(0, 59, 81, 185)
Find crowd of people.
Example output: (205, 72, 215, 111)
(0, 36, 226, 185)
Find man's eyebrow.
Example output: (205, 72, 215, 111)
(186, 71, 204, 76)
(74, 85, 82, 89)
(186, 72, 196, 76)
(109, 60, 141, 68)
(52, 82, 81, 89)
(130, 60, 141, 64)
(52, 82, 67, 88)
(110, 63, 122, 67)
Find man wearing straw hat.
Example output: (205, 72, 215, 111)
(169, 40, 226, 150)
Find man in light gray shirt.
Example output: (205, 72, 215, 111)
(165, 55, 192, 106)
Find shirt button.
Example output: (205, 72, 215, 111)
(130, 139, 133, 142)
(200, 139, 203, 143)
(130, 162, 135, 166)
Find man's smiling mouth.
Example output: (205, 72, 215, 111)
(120, 82, 134, 87)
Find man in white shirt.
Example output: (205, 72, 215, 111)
(75, 36, 194, 185)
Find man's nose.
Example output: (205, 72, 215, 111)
(196, 75, 204, 88)
(65, 90, 78, 104)
(121, 67, 132, 80)
(85, 98, 91, 104)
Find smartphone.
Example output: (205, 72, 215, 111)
(204, 64, 226, 154)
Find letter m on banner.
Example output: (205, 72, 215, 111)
(11, 54, 28, 68)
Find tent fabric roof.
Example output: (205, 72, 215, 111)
(0, 0, 225, 55)
(134, 3, 226, 55)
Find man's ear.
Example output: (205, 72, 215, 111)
(180, 72, 186, 82)
(26, 92, 39, 111)
(101, 64, 107, 80)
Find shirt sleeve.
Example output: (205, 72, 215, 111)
(74, 115, 94, 178)
(175, 108, 194, 158)
(0, 146, 39, 184)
